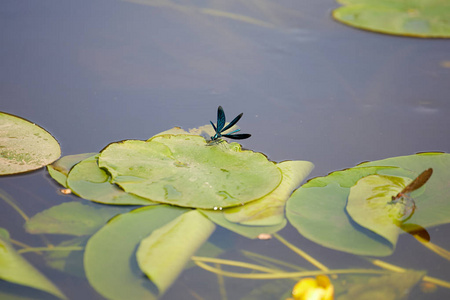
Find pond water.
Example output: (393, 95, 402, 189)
(1, 0, 450, 299)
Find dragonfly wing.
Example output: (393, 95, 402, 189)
(222, 133, 251, 140)
(401, 168, 433, 194)
(221, 113, 243, 133)
(216, 106, 226, 132)
(210, 120, 217, 132)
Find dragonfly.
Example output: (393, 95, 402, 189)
(387, 168, 433, 221)
(209, 106, 251, 142)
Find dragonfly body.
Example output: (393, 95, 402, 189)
(209, 106, 251, 142)
(387, 168, 433, 221)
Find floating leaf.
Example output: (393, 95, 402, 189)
(137, 210, 215, 294)
(84, 205, 188, 300)
(0, 233, 67, 299)
(287, 166, 412, 256)
(347, 174, 411, 247)
(200, 209, 287, 239)
(333, 0, 450, 38)
(47, 153, 97, 187)
(357, 152, 450, 227)
(0, 112, 61, 175)
(98, 135, 282, 209)
(25, 202, 125, 236)
(287, 153, 450, 256)
(223, 161, 314, 226)
(66, 155, 155, 205)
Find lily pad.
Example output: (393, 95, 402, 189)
(84, 205, 188, 300)
(287, 153, 450, 256)
(137, 210, 215, 294)
(346, 174, 411, 247)
(47, 153, 97, 187)
(0, 112, 61, 175)
(200, 209, 287, 239)
(25, 202, 125, 236)
(66, 155, 156, 205)
(357, 152, 450, 227)
(224, 160, 314, 226)
(333, 0, 450, 38)
(98, 135, 282, 209)
(0, 232, 67, 299)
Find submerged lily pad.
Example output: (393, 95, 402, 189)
(25, 202, 125, 236)
(333, 0, 450, 38)
(337, 271, 425, 300)
(84, 205, 188, 300)
(0, 232, 67, 299)
(98, 135, 282, 209)
(0, 112, 61, 175)
(287, 153, 450, 256)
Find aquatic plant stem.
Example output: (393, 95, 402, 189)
(273, 233, 329, 272)
(241, 250, 306, 272)
(0, 188, 29, 221)
(192, 256, 388, 279)
(413, 235, 450, 261)
(371, 259, 450, 288)
(18, 246, 84, 254)
(215, 263, 228, 300)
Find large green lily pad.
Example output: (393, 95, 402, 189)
(333, 0, 450, 38)
(98, 135, 282, 209)
(0, 112, 61, 175)
(287, 153, 450, 256)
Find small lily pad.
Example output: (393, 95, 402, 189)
(333, 0, 450, 38)
(98, 135, 282, 209)
(0, 112, 61, 175)
(66, 155, 156, 205)
(47, 153, 97, 187)
(347, 174, 412, 247)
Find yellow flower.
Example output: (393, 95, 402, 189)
(291, 275, 334, 300)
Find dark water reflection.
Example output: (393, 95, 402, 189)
(1, 0, 450, 299)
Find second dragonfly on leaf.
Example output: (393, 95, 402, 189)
(209, 106, 251, 142)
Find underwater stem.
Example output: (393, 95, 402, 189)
(192, 256, 388, 279)
(18, 246, 84, 254)
(273, 233, 329, 272)
(0, 188, 29, 221)
(371, 259, 450, 289)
